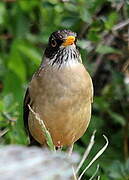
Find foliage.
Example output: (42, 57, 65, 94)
(0, 0, 129, 179)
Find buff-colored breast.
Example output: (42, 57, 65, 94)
(28, 62, 93, 146)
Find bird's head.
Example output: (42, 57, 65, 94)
(44, 30, 79, 65)
(49, 29, 77, 48)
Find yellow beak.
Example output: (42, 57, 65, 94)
(62, 36, 75, 46)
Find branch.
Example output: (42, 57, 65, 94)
(0, 128, 9, 137)
(93, 33, 115, 76)
(93, 18, 129, 76)
(112, 18, 129, 31)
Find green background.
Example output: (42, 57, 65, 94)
(0, 0, 129, 179)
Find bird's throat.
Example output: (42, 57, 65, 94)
(46, 45, 80, 68)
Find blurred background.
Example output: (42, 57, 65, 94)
(0, 0, 129, 179)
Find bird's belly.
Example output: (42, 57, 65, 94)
(29, 97, 91, 146)
(28, 64, 93, 146)
(29, 84, 91, 146)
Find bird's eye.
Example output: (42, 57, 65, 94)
(51, 39, 57, 47)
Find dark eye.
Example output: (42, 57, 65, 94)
(51, 39, 57, 47)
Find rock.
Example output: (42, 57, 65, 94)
(0, 145, 79, 180)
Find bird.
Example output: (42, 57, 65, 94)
(23, 29, 93, 152)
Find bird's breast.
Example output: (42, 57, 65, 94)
(28, 63, 93, 146)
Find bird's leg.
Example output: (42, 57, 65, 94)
(67, 143, 74, 156)
(55, 141, 63, 152)
(56, 146, 62, 152)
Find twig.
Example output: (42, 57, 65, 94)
(78, 135, 109, 180)
(72, 166, 78, 180)
(122, 59, 129, 73)
(93, 33, 114, 76)
(128, 27, 129, 50)
(0, 128, 9, 137)
(93, 18, 129, 76)
(97, 176, 101, 180)
(2, 112, 17, 122)
(67, 143, 74, 156)
(76, 130, 96, 174)
(89, 164, 100, 180)
(28, 105, 55, 151)
(112, 18, 129, 31)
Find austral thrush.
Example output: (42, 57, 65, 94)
(24, 29, 93, 150)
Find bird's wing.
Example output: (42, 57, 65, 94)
(23, 66, 41, 132)
(23, 88, 30, 134)
(23, 70, 43, 146)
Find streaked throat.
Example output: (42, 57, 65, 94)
(47, 45, 81, 68)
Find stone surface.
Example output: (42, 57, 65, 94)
(0, 145, 79, 180)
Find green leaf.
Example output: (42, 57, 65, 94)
(64, 3, 78, 12)
(18, 0, 39, 11)
(96, 44, 120, 54)
(0, 100, 3, 111)
(18, 44, 41, 65)
(8, 40, 26, 82)
(87, 31, 101, 42)
(108, 110, 126, 126)
(0, 2, 6, 25)
(3, 94, 14, 110)
(125, 159, 129, 175)
(3, 70, 24, 102)
(105, 12, 118, 30)
(108, 160, 129, 179)
(80, 8, 92, 24)
(94, 96, 109, 111)
(77, 39, 93, 51)
(61, 17, 78, 27)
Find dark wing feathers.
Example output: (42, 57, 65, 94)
(23, 88, 41, 146)
(23, 88, 30, 133)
